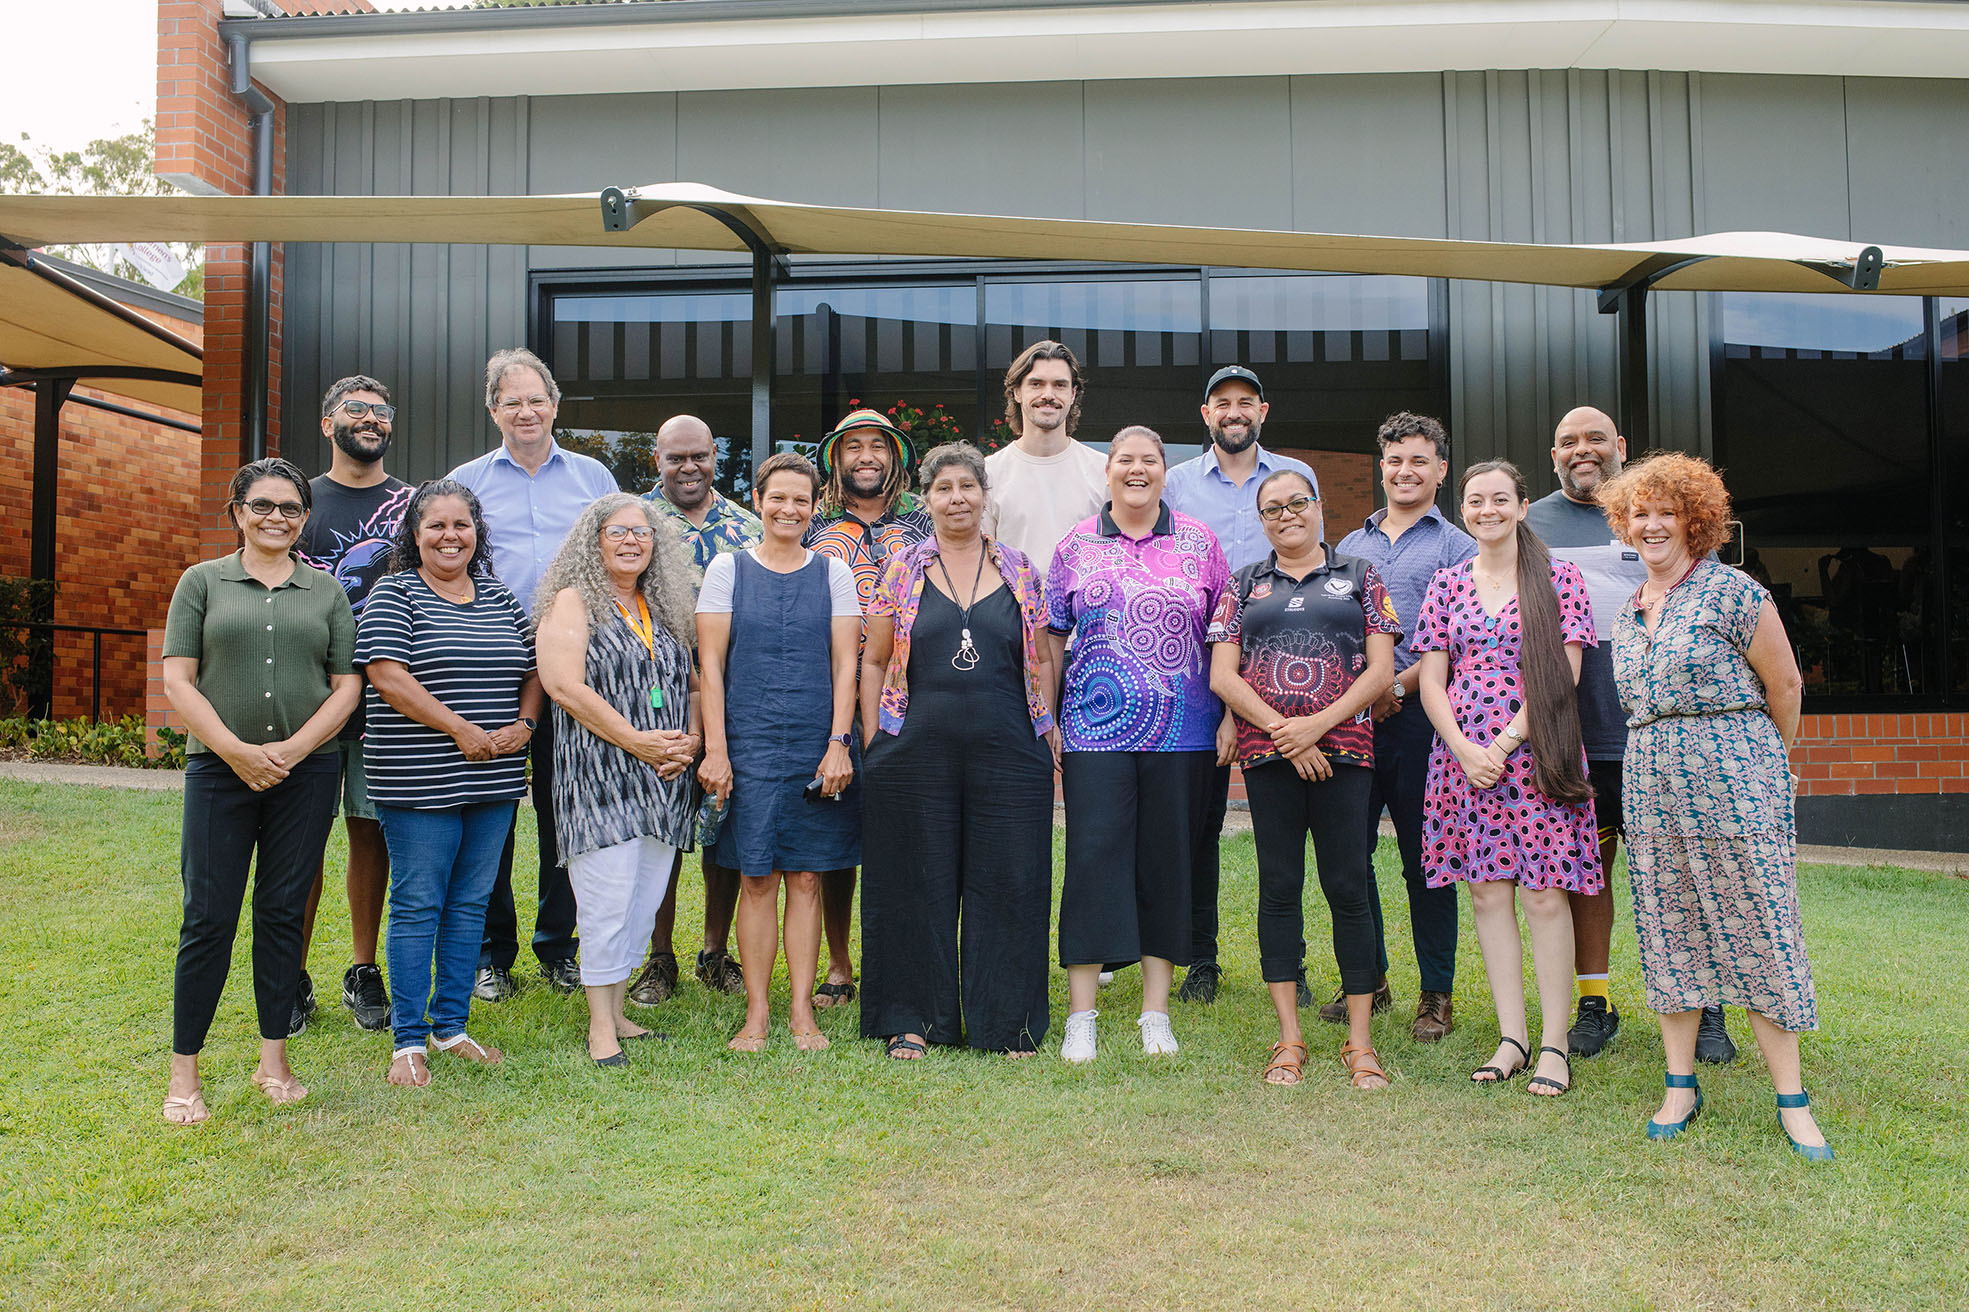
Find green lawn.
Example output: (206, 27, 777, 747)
(2, 777, 1965, 1311)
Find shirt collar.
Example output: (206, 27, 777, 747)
(1096, 501, 1175, 538)
(1252, 546, 1339, 583)
(218, 550, 313, 587)
(1200, 444, 1279, 481)
(489, 439, 564, 473)
(1363, 503, 1448, 535)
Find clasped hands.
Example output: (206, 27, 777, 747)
(1234, 713, 1337, 782)
(451, 720, 535, 763)
(1451, 733, 1514, 790)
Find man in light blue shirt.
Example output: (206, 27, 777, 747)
(1335, 411, 1476, 1043)
(449, 347, 619, 1000)
(1164, 366, 1317, 1006)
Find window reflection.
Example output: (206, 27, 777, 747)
(1942, 298, 1969, 698)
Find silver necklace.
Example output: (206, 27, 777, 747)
(934, 549, 987, 671)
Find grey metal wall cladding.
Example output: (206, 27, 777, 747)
(282, 70, 1969, 485)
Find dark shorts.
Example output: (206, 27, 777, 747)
(1588, 758, 1624, 846)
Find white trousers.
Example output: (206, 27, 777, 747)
(567, 834, 677, 986)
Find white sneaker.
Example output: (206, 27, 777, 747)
(1097, 971, 1115, 986)
(1060, 1009, 1098, 1063)
(1137, 1010, 1179, 1056)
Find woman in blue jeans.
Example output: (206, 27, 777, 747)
(356, 479, 543, 1087)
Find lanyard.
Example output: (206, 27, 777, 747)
(613, 595, 665, 709)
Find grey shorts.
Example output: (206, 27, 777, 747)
(337, 739, 379, 822)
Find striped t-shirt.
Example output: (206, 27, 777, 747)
(354, 571, 535, 809)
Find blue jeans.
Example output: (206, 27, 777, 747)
(378, 800, 516, 1049)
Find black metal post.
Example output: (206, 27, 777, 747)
(1615, 286, 1651, 450)
(91, 629, 102, 724)
(26, 376, 69, 719)
(750, 243, 777, 485)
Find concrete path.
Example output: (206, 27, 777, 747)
(3, 760, 1960, 873)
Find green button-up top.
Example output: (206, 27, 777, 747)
(162, 552, 357, 756)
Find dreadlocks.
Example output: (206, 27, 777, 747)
(820, 439, 910, 518)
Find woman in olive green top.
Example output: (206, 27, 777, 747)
(159, 459, 362, 1125)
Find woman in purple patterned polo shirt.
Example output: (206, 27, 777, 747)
(1045, 426, 1232, 1065)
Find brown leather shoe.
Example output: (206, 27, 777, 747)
(1317, 976, 1392, 1024)
(1412, 990, 1454, 1042)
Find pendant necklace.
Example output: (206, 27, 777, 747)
(934, 548, 987, 672)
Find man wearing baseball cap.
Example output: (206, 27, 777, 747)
(1165, 366, 1319, 1005)
(802, 407, 934, 1009)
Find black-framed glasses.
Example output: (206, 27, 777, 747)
(243, 498, 307, 520)
(601, 525, 655, 542)
(1257, 494, 1318, 521)
(336, 399, 396, 423)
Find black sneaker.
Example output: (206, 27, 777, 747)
(694, 948, 746, 995)
(1317, 976, 1391, 1024)
(472, 965, 516, 1002)
(1175, 961, 1221, 1004)
(1695, 1005, 1738, 1064)
(341, 963, 391, 1031)
(287, 970, 317, 1038)
(543, 957, 583, 994)
(1567, 995, 1621, 1057)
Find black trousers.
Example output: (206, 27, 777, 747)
(858, 719, 1054, 1051)
(481, 714, 578, 969)
(174, 752, 339, 1052)
(1186, 762, 1234, 964)
(1363, 699, 1459, 992)
(1245, 759, 1379, 993)
(1059, 750, 1215, 969)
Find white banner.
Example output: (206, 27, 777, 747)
(115, 241, 187, 293)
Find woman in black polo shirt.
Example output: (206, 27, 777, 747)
(160, 459, 361, 1124)
(1208, 470, 1400, 1091)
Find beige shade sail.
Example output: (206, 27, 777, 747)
(4, 183, 1969, 296)
(0, 253, 202, 413)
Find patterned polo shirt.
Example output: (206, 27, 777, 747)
(643, 487, 763, 586)
(1207, 549, 1402, 768)
(1045, 502, 1230, 753)
(804, 494, 935, 614)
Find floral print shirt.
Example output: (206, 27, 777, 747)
(868, 534, 1054, 738)
(804, 496, 935, 614)
(1046, 503, 1231, 753)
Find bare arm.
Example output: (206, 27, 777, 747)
(696, 610, 733, 803)
(1208, 641, 1285, 736)
(1745, 598, 1804, 750)
(162, 655, 289, 790)
(860, 613, 894, 745)
(365, 658, 498, 760)
(817, 614, 859, 795)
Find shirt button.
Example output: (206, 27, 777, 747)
(266, 725, 274, 732)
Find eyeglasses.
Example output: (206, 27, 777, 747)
(1257, 494, 1318, 521)
(335, 399, 396, 423)
(495, 395, 554, 415)
(242, 498, 307, 520)
(601, 525, 655, 542)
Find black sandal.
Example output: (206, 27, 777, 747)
(815, 980, 857, 1007)
(1526, 1045, 1573, 1096)
(885, 1035, 926, 1059)
(1471, 1035, 1530, 1084)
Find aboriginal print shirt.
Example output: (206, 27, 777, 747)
(803, 495, 935, 614)
(1046, 503, 1231, 753)
(1207, 549, 1403, 769)
(867, 535, 1054, 738)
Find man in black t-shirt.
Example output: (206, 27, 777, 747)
(293, 374, 413, 1037)
(1528, 405, 1736, 1064)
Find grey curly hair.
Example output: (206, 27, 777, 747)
(533, 493, 696, 648)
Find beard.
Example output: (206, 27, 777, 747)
(846, 464, 889, 499)
(332, 419, 391, 464)
(1211, 420, 1259, 455)
(1560, 456, 1611, 499)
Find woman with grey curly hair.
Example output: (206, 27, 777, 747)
(536, 492, 702, 1067)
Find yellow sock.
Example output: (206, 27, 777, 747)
(1577, 976, 1609, 1001)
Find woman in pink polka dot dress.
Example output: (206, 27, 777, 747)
(1413, 461, 1602, 1097)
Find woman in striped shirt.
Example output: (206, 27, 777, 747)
(356, 479, 543, 1087)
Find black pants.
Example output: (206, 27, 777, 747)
(1364, 699, 1458, 992)
(1245, 759, 1379, 993)
(174, 752, 339, 1052)
(1186, 762, 1233, 964)
(858, 719, 1054, 1051)
(482, 714, 577, 969)
(1059, 750, 1215, 969)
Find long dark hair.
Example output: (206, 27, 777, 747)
(389, 478, 494, 578)
(1459, 460, 1592, 805)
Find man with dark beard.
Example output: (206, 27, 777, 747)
(803, 408, 933, 1009)
(294, 375, 413, 1035)
(1165, 366, 1317, 1004)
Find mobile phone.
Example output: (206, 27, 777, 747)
(803, 775, 840, 803)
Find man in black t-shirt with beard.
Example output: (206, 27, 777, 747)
(293, 375, 413, 1037)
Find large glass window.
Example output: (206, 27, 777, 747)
(1714, 293, 1933, 700)
(1942, 297, 1969, 698)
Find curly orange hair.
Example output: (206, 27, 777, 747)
(1595, 451, 1733, 560)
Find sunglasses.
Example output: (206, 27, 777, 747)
(242, 498, 307, 520)
(1257, 494, 1318, 521)
(336, 399, 396, 423)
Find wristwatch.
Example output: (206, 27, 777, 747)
(1390, 681, 1406, 700)
(520, 716, 538, 731)
(1500, 724, 1525, 744)
(829, 732, 852, 746)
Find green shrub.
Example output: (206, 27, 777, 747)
(0, 714, 183, 769)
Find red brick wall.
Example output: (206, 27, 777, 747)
(1273, 448, 1375, 543)
(1795, 713, 1969, 797)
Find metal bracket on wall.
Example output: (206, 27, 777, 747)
(1795, 246, 1885, 292)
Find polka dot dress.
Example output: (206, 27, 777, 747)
(1410, 559, 1604, 893)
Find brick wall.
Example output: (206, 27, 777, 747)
(1795, 713, 1969, 797)
(1274, 448, 1375, 542)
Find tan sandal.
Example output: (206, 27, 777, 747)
(161, 1091, 209, 1126)
(1340, 1041, 1391, 1090)
(1262, 1040, 1308, 1086)
(249, 1069, 308, 1106)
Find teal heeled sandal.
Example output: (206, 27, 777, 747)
(1776, 1090, 1835, 1162)
(1646, 1072, 1702, 1140)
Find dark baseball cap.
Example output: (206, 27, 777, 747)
(1205, 365, 1264, 401)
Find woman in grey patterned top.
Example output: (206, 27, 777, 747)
(536, 493, 702, 1067)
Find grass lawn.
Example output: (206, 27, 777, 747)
(1, 777, 1965, 1311)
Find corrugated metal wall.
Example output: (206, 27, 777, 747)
(283, 70, 1969, 485)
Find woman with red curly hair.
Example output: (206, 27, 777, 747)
(1597, 452, 1831, 1161)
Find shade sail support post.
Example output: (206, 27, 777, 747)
(228, 33, 276, 463)
(1606, 285, 1650, 450)
(24, 374, 70, 718)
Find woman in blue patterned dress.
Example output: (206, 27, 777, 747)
(536, 494, 702, 1068)
(1597, 453, 1829, 1160)
(1414, 460, 1601, 1097)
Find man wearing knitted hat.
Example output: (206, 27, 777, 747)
(802, 408, 934, 1008)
